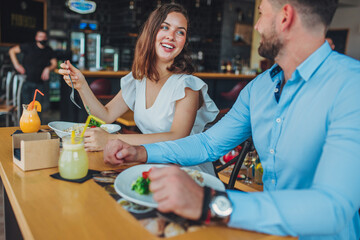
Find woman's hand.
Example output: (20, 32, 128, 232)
(83, 127, 113, 152)
(58, 60, 86, 90)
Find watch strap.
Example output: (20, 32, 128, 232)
(200, 186, 232, 225)
(199, 186, 213, 222)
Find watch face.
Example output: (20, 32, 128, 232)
(211, 196, 233, 218)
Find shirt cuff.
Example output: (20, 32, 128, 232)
(226, 190, 246, 228)
(143, 143, 164, 163)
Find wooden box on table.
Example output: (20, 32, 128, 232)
(12, 132, 60, 171)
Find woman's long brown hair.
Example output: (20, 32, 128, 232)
(132, 3, 195, 82)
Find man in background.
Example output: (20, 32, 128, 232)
(9, 29, 57, 107)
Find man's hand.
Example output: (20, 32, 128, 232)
(149, 166, 204, 220)
(41, 67, 50, 81)
(15, 64, 25, 74)
(103, 139, 147, 165)
(84, 127, 113, 152)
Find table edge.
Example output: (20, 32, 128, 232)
(0, 162, 35, 240)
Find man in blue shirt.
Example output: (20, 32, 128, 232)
(104, 0, 360, 239)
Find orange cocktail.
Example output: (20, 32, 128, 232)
(20, 104, 41, 133)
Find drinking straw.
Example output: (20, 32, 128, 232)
(90, 115, 105, 125)
(28, 89, 44, 111)
(80, 115, 106, 138)
(71, 130, 75, 144)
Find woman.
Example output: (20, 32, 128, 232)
(59, 4, 218, 174)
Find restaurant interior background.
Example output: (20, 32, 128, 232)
(0, 0, 359, 127)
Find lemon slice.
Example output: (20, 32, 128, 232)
(28, 100, 42, 112)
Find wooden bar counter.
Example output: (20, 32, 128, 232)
(218, 168, 264, 192)
(54, 69, 256, 123)
(54, 69, 256, 80)
(0, 127, 295, 240)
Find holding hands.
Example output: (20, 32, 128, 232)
(103, 140, 204, 220)
(103, 139, 147, 165)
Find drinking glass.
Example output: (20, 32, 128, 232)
(20, 104, 41, 133)
(59, 136, 88, 179)
(243, 151, 256, 184)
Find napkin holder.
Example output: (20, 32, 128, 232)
(12, 132, 60, 171)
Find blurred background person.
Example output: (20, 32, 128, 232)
(9, 29, 57, 109)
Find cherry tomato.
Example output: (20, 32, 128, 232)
(142, 168, 155, 179)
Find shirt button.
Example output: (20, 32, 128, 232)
(276, 118, 281, 123)
(274, 88, 279, 93)
(272, 179, 275, 184)
(270, 149, 275, 154)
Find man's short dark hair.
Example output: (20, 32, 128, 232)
(270, 0, 339, 29)
(35, 29, 48, 36)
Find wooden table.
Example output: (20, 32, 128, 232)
(0, 126, 295, 240)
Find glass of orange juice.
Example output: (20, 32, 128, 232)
(20, 104, 41, 133)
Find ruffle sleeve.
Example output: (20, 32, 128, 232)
(120, 72, 137, 111)
(170, 75, 219, 134)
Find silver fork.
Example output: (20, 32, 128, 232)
(65, 61, 81, 109)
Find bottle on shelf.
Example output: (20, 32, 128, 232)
(78, 54, 85, 70)
(237, 8, 244, 22)
(221, 60, 226, 73)
(234, 65, 240, 75)
(226, 61, 232, 73)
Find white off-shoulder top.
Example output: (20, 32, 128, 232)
(121, 72, 219, 174)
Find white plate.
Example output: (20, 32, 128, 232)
(117, 198, 153, 214)
(114, 164, 225, 208)
(48, 121, 121, 138)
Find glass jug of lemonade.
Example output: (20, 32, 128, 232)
(59, 136, 88, 179)
(20, 104, 41, 133)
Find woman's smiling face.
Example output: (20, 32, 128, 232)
(155, 12, 187, 65)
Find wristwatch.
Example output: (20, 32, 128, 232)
(210, 192, 233, 219)
(200, 186, 233, 224)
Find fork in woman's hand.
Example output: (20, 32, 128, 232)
(65, 61, 81, 109)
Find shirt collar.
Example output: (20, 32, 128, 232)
(295, 41, 332, 81)
(269, 64, 282, 80)
(269, 41, 332, 82)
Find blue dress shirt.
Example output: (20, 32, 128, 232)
(144, 42, 360, 239)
